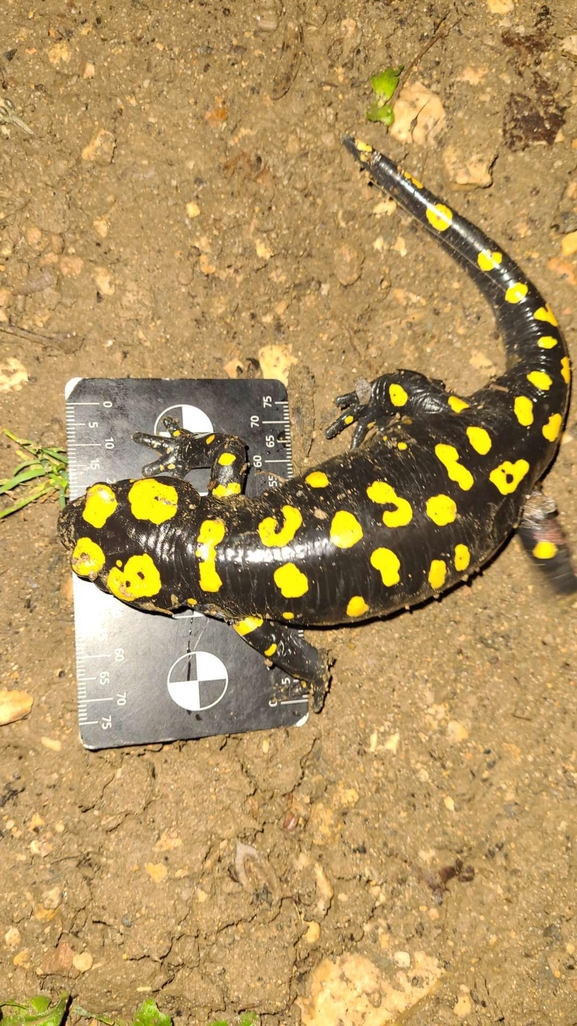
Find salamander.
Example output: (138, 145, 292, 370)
(58, 137, 573, 710)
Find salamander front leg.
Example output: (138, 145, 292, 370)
(518, 491, 577, 597)
(233, 616, 331, 711)
(134, 416, 249, 499)
(326, 370, 450, 448)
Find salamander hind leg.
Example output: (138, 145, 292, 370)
(326, 370, 450, 448)
(233, 615, 332, 711)
(134, 416, 248, 498)
(518, 491, 577, 597)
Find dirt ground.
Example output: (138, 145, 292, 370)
(1, 0, 577, 1023)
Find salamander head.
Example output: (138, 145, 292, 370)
(58, 477, 202, 613)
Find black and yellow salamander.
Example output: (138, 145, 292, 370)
(59, 137, 573, 710)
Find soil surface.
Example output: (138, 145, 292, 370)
(1, 1, 577, 1023)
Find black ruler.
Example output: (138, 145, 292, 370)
(64, 378, 309, 749)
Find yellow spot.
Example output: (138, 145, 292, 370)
(196, 519, 225, 593)
(264, 643, 277, 657)
(534, 305, 558, 326)
(401, 168, 423, 188)
(366, 480, 413, 527)
(542, 413, 562, 442)
(330, 510, 364, 548)
(205, 434, 215, 444)
(537, 335, 558, 349)
(282, 611, 295, 620)
(389, 383, 408, 407)
(561, 357, 571, 385)
(428, 559, 447, 590)
(82, 483, 118, 528)
(466, 426, 492, 455)
(128, 479, 178, 525)
(489, 459, 530, 495)
(234, 615, 264, 636)
(273, 563, 309, 598)
(435, 444, 474, 491)
(218, 452, 236, 466)
(187, 598, 197, 606)
(533, 541, 558, 560)
(527, 370, 552, 391)
(259, 505, 303, 547)
(426, 203, 453, 231)
(354, 139, 373, 153)
(346, 595, 369, 618)
(397, 441, 408, 450)
(426, 494, 457, 526)
(72, 537, 106, 576)
(448, 395, 470, 413)
(514, 395, 533, 427)
(344, 415, 354, 425)
(477, 250, 503, 272)
(305, 471, 329, 488)
(454, 544, 470, 572)
(370, 548, 401, 587)
(108, 554, 162, 602)
(213, 482, 242, 498)
(505, 282, 528, 304)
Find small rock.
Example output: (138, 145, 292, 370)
(5, 927, 21, 949)
(255, 238, 274, 261)
(258, 343, 298, 385)
(72, 951, 93, 972)
(453, 989, 473, 1017)
(93, 266, 115, 295)
(199, 253, 217, 275)
(13, 948, 30, 968)
(82, 128, 116, 166)
(447, 720, 469, 743)
(93, 215, 109, 238)
(41, 736, 62, 752)
(443, 145, 494, 188)
(40, 940, 74, 976)
(186, 201, 201, 218)
(145, 862, 168, 883)
(60, 255, 84, 277)
(304, 921, 321, 944)
(47, 41, 71, 66)
(333, 242, 364, 286)
(561, 231, 577, 256)
(393, 950, 411, 968)
(83, 61, 96, 79)
(390, 81, 447, 146)
(0, 687, 33, 722)
(42, 886, 63, 910)
(486, 0, 514, 11)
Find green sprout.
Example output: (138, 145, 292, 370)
(366, 65, 404, 125)
(0, 429, 68, 519)
(0, 994, 69, 1026)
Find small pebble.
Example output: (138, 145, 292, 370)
(72, 951, 93, 972)
(393, 950, 411, 969)
(333, 242, 364, 286)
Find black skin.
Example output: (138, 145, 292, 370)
(59, 137, 572, 710)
